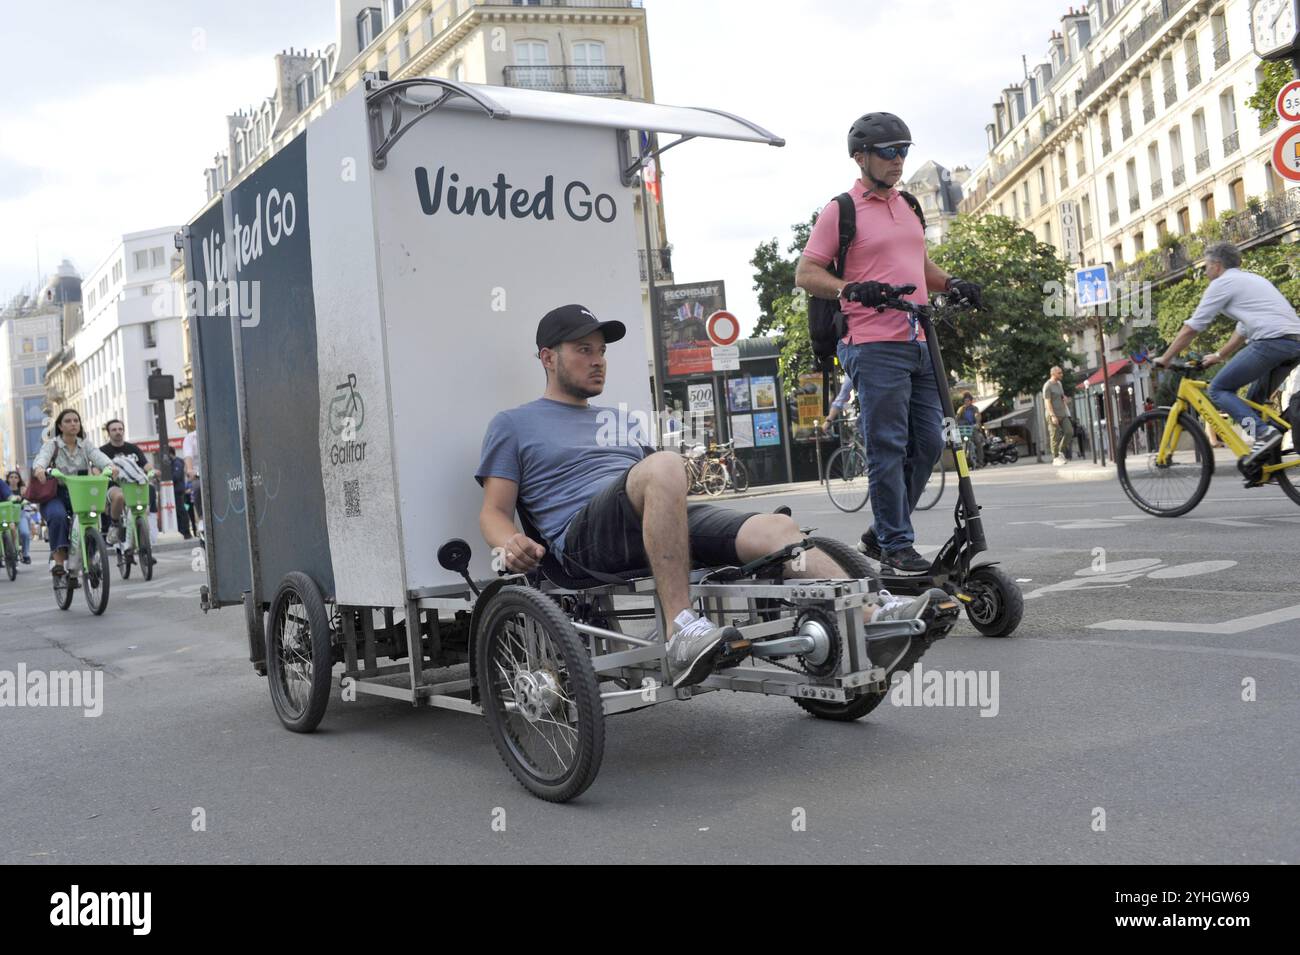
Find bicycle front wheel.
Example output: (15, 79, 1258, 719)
(701, 460, 727, 496)
(729, 456, 750, 492)
(915, 456, 946, 511)
(82, 528, 111, 615)
(1117, 410, 1213, 516)
(825, 446, 870, 513)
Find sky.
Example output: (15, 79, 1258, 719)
(0, 0, 1060, 335)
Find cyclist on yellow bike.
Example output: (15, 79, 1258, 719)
(1153, 241, 1300, 465)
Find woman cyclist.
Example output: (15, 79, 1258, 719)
(30, 409, 113, 577)
(4, 469, 33, 564)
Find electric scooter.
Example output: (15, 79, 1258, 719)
(855, 286, 1024, 637)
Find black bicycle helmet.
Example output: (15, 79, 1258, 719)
(847, 112, 913, 156)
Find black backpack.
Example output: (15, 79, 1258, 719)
(807, 190, 926, 370)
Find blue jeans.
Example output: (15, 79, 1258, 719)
(17, 513, 31, 558)
(1207, 337, 1300, 437)
(40, 492, 71, 555)
(838, 338, 944, 552)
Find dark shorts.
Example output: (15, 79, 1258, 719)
(559, 467, 757, 577)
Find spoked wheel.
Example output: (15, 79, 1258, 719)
(477, 585, 604, 802)
(701, 460, 727, 497)
(2, 532, 16, 581)
(82, 528, 111, 615)
(53, 566, 74, 610)
(825, 446, 870, 513)
(1270, 447, 1300, 505)
(793, 537, 888, 721)
(915, 456, 946, 511)
(730, 457, 750, 492)
(1117, 410, 1213, 516)
(116, 541, 132, 580)
(963, 565, 1023, 637)
(137, 517, 154, 580)
(265, 571, 333, 732)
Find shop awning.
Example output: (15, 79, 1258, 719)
(1077, 359, 1131, 389)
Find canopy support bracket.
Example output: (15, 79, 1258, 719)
(618, 130, 696, 186)
(365, 75, 510, 170)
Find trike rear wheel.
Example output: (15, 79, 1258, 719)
(1117, 410, 1213, 516)
(266, 572, 333, 733)
(477, 586, 604, 802)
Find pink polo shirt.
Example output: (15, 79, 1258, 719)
(802, 181, 929, 344)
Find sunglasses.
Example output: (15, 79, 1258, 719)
(870, 145, 910, 161)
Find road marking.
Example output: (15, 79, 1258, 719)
(1031, 637, 1300, 665)
(1146, 560, 1238, 579)
(1190, 517, 1266, 528)
(1088, 603, 1300, 634)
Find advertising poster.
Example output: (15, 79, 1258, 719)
(754, 411, 781, 447)
(656, 281, 726, 378)
(796, 373, 824, 430)
(730, 414, 755, 448)
(750, 375, 776, 411)
(688, 382, 714, 413)
(727, 376, 751, 412)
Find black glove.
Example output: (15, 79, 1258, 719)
(841, 281, 890, 307)
(946, 277, 982, 309)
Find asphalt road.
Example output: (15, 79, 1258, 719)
(2, 468, 1297, 864)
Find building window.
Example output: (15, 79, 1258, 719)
(1100, 109, 1112, 155)
(357, 7, 383, 49)
(1266, 161, 1285, 195)
(1119, 94, 1133, 140)
(1201, 193, 1216, 221)
(1185, 33, 1201, 88)
(1161, 55, 1177, 107)
(1023, 181, 1031, 215)
(1044, 221, 1052, 244)
(1156, 219, 1169, 241)
(1211, 10, 1230, 68)
(1148, 142, 1163, 200)
(22, 367, 37, 386)
(143, 322, 157, 348)
(1081, 193, 1094, 240)
(1126, 159, 1140, 212)
(296, 73, 315, 111)
(513, 40, 550, 87)
(111, 260, 122, 283)
(99, 276, 109, 297)
(134, 250, 149, 270)
(1220, 88, 1239, 155)
(386, 0, 406, 24)
(1192, 109, 1209, 172)
(1228, 178, 1245, 211)
(1106, 173, 1119, 225)
(150, 247, 164, 267)
(36, 336, 48, 351)
(1113, 243, 1124, 266)
(1133, 231, 1145, 255)
(572, 40, 606, 66)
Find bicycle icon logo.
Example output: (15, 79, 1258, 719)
(328, 373, 366, 437)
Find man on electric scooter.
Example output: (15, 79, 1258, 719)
(477, 305, 955, 688)
(795, 112, 982, 573)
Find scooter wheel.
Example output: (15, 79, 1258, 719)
(963, 565, 1023, 637)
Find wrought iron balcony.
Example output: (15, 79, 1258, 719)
(1263, 112, 1279, 132)
(637, 248, 672, 283)
(1102, 137, 1112, 156)
(1077, 158, 1086, 177)
(1186, 66, 1201, 89)
(1142, 99, 1155, 124)
(1164, 80, 1177, 108)
(1129, 195, 1140, 212)
(1194, 149, 1210, 173)
(1060, 171, 1069, 190)
(1171, 165, 1185, 187)
(503, 65, 627, 96)
(1121, 121, 1133, 140)
(1151, 179, 1164, 200)
(1109, 208, 1120, 225)
(1223, 131, 1239, 155)
(1213, 37, 1229, 69)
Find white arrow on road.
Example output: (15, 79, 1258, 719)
(1089, 603, 1300, 634)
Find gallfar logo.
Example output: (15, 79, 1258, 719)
(328, 374, 365, 437)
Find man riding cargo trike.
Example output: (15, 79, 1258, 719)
(183, 77, 1017, 801)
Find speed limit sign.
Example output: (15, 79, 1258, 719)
(1279, 80, 1300, 123)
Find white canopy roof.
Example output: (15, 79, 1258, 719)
(446, 81, 784, 146)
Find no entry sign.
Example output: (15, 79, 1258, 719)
(706, 309, 740, 346)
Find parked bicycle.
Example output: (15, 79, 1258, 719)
(701, 439, 750, 495)
(49, 468, 114, 614)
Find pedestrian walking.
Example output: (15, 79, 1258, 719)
(1043, 366, 1074, 466)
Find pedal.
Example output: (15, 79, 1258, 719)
(717, 637, 752, 666)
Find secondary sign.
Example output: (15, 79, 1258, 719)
(1075, 265, 1112, 307)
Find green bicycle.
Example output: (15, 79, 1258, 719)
(49, 468, 114, 614)
(0, 499, 21, 581)
(114, 474, 157, 581)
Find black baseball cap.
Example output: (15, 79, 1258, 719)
(536, 304, 626, 350)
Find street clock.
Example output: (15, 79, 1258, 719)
(1251, 0, 1300, 59)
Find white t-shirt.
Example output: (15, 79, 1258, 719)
(1185, 268, 1300, 341)
(181, 431, 202, 476)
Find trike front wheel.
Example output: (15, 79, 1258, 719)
(477, 585, 604, 802)
(266, 571, 333, 732)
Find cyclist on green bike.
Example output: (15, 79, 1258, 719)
(99, 419, 151, 545)
(31, 409, 113, 577)
(1153, 242, 1300, 465)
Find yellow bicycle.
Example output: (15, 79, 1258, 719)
(1117, 357, 1300, 515)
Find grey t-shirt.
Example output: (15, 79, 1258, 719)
(476, 398, 649, 554)
(1043, 378, 1069, 418)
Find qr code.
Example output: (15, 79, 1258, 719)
(344, 479, 361, 517)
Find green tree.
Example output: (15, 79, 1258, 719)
(929, 215, 1077, 401)
(1245, 59, 1293, 132)
(750, 213, 817, 336)
(774, 293, 817, 388)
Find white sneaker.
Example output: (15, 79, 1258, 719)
(1052, 456, 1065, 466)
(665, 610, 743, 688)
